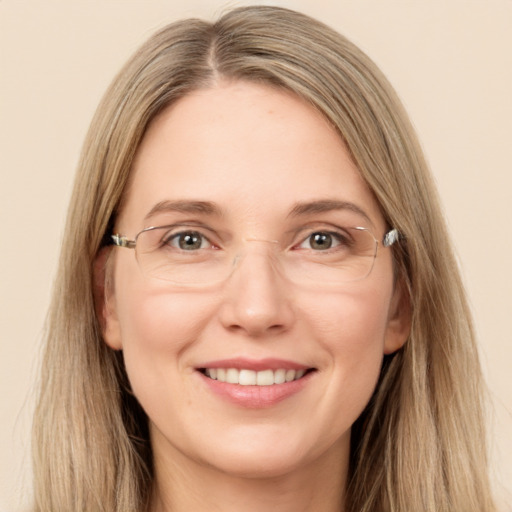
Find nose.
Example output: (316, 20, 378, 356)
(218, 244, 295, 337)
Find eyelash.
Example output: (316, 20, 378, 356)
(158, 226, 353, 252)
(161, 229, 217, 251)
(295, 230, 352, 252)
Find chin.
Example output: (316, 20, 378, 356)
(203, 448, 310, 480)
(189, 425, 349, 480)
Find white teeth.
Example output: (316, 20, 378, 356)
(226, 368, 239, 384)
(274, 368, 286, 384)
(285, 369, 296, 382)
(256, 369, 274, 386)
(204, 368, 308, 385)
(239, 369, 256, 385)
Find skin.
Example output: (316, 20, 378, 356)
(100, 81, 410, 512)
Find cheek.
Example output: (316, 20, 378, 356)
(113, 247, 215, 350)
(307, 281, 392, 352)
(304, 284, 392, 409)
(113, 273, 218, 401)
(120, 291, 204, 350)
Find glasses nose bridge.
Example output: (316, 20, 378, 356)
(230, 237, 282, 276)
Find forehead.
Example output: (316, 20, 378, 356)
(119, 81, 383, 231)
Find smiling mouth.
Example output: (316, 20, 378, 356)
(199, 368, 315, 386)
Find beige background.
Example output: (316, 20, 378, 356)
(1, 1, 511, 510)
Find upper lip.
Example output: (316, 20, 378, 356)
(196, 357, 312, 371)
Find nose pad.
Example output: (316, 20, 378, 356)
(218, 239, 294, 336)
(229, 238, 281, 276)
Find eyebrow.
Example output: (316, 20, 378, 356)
(144, 198, 373, 226)
(144, 200, 222, 221)
(288, 199, 373, 227)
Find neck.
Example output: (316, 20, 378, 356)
(150, 434, 348, 512)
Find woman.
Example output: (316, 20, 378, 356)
(32, 5, 496, 511)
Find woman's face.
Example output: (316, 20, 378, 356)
(102, 81, 409, 479)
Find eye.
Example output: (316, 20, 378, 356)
(298, 231, 343, 251)
(165, 230, 211, 251)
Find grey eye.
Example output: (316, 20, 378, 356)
(168, 231, 208, 251)
(306, 232, 335, 250)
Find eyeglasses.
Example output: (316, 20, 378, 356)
(110, 225, 400, 287)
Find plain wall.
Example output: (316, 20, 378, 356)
(1, 1, 511, 510)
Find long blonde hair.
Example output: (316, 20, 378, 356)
(33, 6, 496, 511)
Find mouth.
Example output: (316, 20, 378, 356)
(196, 360, 317, 407)
(198, 367, 316, 386)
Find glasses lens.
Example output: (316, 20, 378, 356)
(135, 226, 227, 285)
(285, 226, 377, 285)
(135, 226, 378, 286)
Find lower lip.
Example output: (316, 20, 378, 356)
(198, 371, 314, 408)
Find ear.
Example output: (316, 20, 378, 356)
(383, 277, 411, 355)
(93, 247, 123, 350)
